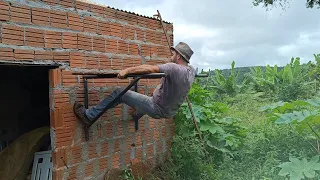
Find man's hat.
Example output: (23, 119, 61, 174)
(170, 42, 193, 63)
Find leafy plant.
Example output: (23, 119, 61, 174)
(261, 98, 320, 152)
(278, 155, 320, 180)
(179, 82, 247, 154)
(207, 61, 245, 97)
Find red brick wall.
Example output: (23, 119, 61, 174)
(0, 0, 175, 179)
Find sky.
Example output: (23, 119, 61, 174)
(91, 0, 320, 70)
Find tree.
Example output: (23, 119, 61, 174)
(253, 0, 320, 9)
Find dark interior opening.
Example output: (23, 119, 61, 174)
(0, 65, 52, 151)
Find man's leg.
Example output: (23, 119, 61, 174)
(74, 87, 162, 126)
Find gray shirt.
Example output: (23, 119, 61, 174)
(152, 62, 196, 117)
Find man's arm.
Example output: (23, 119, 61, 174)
(118, 64, 160, 78)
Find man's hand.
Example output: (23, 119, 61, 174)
(117, 69, 128, 79)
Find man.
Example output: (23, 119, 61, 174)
(73, 42, 196, 126)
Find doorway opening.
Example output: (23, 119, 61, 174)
(0, 64, 56, 180)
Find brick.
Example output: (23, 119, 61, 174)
(62, 70, 79, 87)
(66, 166, 77, 180)
(157, 46, 170, 58)
(133, 58, 142, 66)
(52, 148, 68, 169)
(68, 12, 83, 31)
(35, 50, 53, 60)
(136, 29, 145, 41)
(10, 4, 31, 24)
(106, 39, 117, 53)
(53, 51, 69, 62)
(60, 0, 74, 8)
(146, 30, 162, 45)
(99, 54, 111, 70)
(70, 144, 83, 164)
(70, 52, 85, 68)
(109, 22, 124, 38)
(90, 4, 105, 16)
(123, 26, 135, 40)
(45, 31, 62, 48)
(138, 16, 148, 28)
(149, 19, 162, 30)
(0, 48, 14, 60)
(100, 141, 109, 157)
(78, 34, 92, 51)
(122, 57, 141, 69)
(85, 162, 94, 177)
(115, 121, 124, 136)
(31, 8, 50, 26)
(144, 130, 153, 144)
(0, 1, 9, 21)
(88, 89, 100, 106)
(140, 44, 151, 57)
(53, 89, 70, 107)
(99, 157, 108, 171)
(112, 153, 120, 168)
(25, 28, 44, 48)
(102, 122, 113, 138)
(135, 133, 142, 147)
(62, 32, 77, 49)
(154, 129, 160, 141)
(150, 45, 158, 56)
(43, 0, 59, 6)
(92, 78, 107, 87)
(117, 40, 128, 54)
(128, 42, 138, 55)
(50, 10, 67, 29)
(125, 151, 131, 165)
(75, 0, 90, 11)
(2, 24, 24, 46)
(116, 11, 128, 22)
(147, 144, 154, 158)
(93, 36, 105, 52)
(84, 16, 98, 33)
(105, 7, 116, 19)
(111, 56, 122, 70)
(52, 169, 64, 180)
(14, 49, 34, 60)
(97, 21, 109, 35)
(49, 68, 62, 88)
(136, 147, 143, 160)
(84, 53, 99, 69)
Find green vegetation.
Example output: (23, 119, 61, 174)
(120, 53, 320, 180)
(130, 53, 320, 180)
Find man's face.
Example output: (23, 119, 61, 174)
(170, 50, 178, 63)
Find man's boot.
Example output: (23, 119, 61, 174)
(73, 102, 93, 126)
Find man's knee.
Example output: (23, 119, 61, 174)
(113, 87, 124, 95)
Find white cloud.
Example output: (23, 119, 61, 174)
(90, 0, 320, 70)
(174, 24, 220, 40)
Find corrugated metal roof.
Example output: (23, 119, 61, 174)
(108, 6, 172, 24)
(78, 0, 172, 24)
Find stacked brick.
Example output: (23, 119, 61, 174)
(0, 0, 175, 179)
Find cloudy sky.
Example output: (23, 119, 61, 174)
(92, 0, 320, 70)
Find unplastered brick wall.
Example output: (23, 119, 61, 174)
(0, 0, 175, 179)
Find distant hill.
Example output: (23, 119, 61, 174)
(199, 66, 284, 82)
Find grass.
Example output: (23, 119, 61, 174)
(211, 93, 316, 180)
(121, 91, 318, 180)
(140, 92, 316, 180)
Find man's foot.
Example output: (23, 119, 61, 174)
(73, 102, 93, 126)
